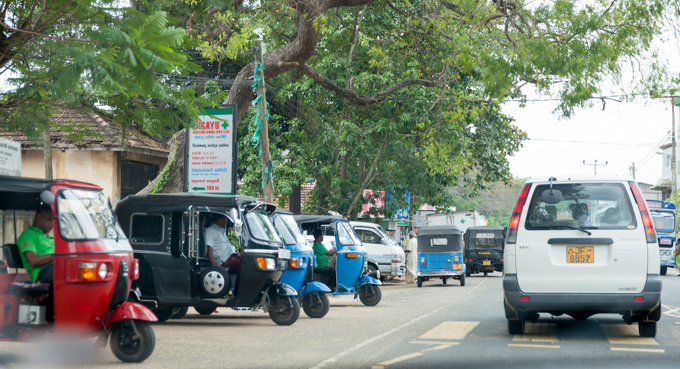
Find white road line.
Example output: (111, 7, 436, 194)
(309, 306, 445, 369)
(508, 344, 561, 349)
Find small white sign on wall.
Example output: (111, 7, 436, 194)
(0, 137, 21, 176)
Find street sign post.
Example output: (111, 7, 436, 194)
(184, 105, 238, 195)
(0, 137, 21, 177)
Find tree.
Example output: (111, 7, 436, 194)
(147, 0, 676, 212)
(0, 2, 223, 147)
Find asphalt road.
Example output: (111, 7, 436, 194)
(3, 269, 680, 368)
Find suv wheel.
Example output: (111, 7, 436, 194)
(507, 319, 524, 335)
(639, 321, 657, 337)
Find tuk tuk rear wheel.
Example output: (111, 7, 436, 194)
(194, 306, 217, 315)
(269, 296, 300, 325)
(459, 273, 466, 286)
(302, 292, 330, 318)
(417, 276, 423, 288)
(442, 277, 447, 285)
(359, 285, 382, 306)
(110, 320, 156, 363)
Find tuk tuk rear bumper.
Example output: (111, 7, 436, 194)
(503, 274, 662, 317)
(416, 270, 464, 277)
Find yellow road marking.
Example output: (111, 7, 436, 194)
(377, 352, 423, 366)
(508, 344, 560, 349)
(513, 323, 558, 343)
(419, 321, 479, 340)
(611, 347, 664, 353)
(410, 341, 461, 345)
(371, 366, 384, 369)
(600, 324, 659, 345)
(423, 344, 455, 352)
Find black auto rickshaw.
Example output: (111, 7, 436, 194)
(114, 193, 300, 325)
(464, 226, 505, 276)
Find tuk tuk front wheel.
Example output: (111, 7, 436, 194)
(171, 306, 189, 319)
(151, 307, 174, 322)
(417, 276, 423, 288)
(359, 285, 382, 306)
(302, 292, 330, 318)
(269, 296, 300, 326)
(110, 320, 156, 363)
(194, 306, 217, 315)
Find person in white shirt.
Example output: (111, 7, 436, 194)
(404, 231, 418, 284)
(204, 215, 237, 294)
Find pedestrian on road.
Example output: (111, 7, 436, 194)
(404, 231, 418, 284)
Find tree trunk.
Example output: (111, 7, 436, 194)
(43, 131, 53, 180)
(137, 130, 186, 194)
(290, 183, 302, 214)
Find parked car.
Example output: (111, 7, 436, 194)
(350, 221, 405, 281)
(503, 177, 661, 337)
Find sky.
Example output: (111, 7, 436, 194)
(503, 32, 680, 186)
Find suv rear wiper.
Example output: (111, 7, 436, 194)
(551, 225, 592, 235)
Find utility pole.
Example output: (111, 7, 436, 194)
(630, 162, 636, 180)
(254, 39, 274, 203)
(650, 94, 680, 209)
(583, 160, 608, 175)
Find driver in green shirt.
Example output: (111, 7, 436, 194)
(16, 205, 55, 284)
(312, 229, 337, 267)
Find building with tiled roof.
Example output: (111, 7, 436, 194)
(0, 106, 169, 203)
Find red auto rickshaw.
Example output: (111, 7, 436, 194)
(0, 176, 157, 362)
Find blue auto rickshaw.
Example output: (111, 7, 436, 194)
(272, 210, 332, 318)
(294, 215, 383, 306)
(416, 226, 466, 287)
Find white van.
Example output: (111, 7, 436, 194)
(350, 222, 405, 280)
(503, 177, 661, 337)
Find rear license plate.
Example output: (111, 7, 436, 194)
(278, 249, 291, 259)
(566, 246, 594, 263)
(483, 260, 491, 266)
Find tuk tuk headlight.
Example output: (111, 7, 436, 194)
(98, 263, 108, 279)
(256, 257, 276, 270)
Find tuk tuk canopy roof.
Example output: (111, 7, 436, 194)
(293, 214, 346, 225)
(0, 175, 100, 211)
(465, 226, 504, 250)
(115, 193, 258, 214)
(416, 226, 463, 253)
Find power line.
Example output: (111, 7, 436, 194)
(528, 138, 665, 146)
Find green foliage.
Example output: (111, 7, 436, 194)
(0, 2, 226, 143)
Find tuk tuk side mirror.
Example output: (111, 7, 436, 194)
(40, 191, 54, 205)
(234, 219, 242, 237)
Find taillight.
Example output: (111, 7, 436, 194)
(78, 262, 97, 280)
(634, 296, 644, 302)
(507, 184, 532, 244)
(421, 257, 425, 266)
(288, 257, 300, 268)
(520, 296, 530, 301)
(133, 259, 140, 280)
(629, 181, 657, 243)
(454, 256, 459, 264)
(468, 259, 474, 262)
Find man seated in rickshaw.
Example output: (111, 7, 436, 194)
(17, 205, 55, 285)
(205, 214, 237, 295)
(312, 229, 337, 268)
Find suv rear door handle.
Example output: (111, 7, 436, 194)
(547, 238, 614, 245)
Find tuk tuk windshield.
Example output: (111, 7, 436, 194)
(57, 189, 127, 241)
(273, 214, 308, 248)
(336, 221, 361, 246)
(246, 211, 282, 243)
(651, 212, 675, 233)
(468, 232, 501, 250)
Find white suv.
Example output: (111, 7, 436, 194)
(503, 177, 662, 337)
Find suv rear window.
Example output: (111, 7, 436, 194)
(524, 183, 636, 231)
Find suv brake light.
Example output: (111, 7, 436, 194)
(629, 181, 657, 243)
(507, 183, 532, 244)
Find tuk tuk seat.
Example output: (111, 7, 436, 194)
(8, 281, 50, 295)
(2, 244, 22, 269)
(314, 267, 334, 273)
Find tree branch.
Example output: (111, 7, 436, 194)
(297, 63, 440, 106)
(345, 128, 391, 217)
